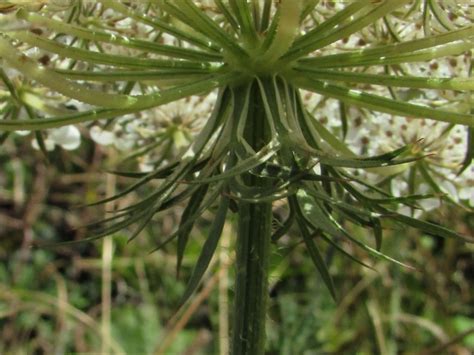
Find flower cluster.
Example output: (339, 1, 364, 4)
(300, 1, 473, 210)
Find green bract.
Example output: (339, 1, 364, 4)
(0, 1, 472, 353)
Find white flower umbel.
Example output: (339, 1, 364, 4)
(89, 93, 216, 169)
(49, 125, 81, 150)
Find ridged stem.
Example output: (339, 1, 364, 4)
(231, 82, 272, 355)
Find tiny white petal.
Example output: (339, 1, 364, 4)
(49, 126, 81, 150)
(15, 130, 31, 137)
(90, 126, 115, 146)
(398, 206, 412, 217)
(419, 198, 441, 211)
(114, 136, 135, 151)
(439, 181, 458, 201)
(31, 137, 55, 151)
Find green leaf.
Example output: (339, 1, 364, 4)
(260, 0, 272, 31)
(15, 9, 223, 62)
(294, 67, 474, 91)
(316, 152, 424, 169)
(41, 207, 151, 247)
(297, 189, 344, 239)
(458, 127, 473, 175)
(0, 72, 238, 131)
(260, 0, 302, 64)
(380, 207, 473, 243)
(301, 0, 321, 21)
(100, 0, 221, 52)
(319, 231, 374, 270)
(176, 184, 209, 278)
(297, 25, 474, 68)
(190, 138, 280, 184)
(293, 75, 473, 126)
(291, 196, 337, 301)
(299, 101, 352, 156)
(298, 187, 414, 269)
(149, 184, 224, 254)
(106, 158, 209, 181)
(289, 0, 370, 55)
(214, 0, 239, 33)
(363, 142, 414, 161)
(271, 206, 295, 242)
(55, 69, 212, 84)
(164, 0, 248, 61)
(228, 0, 257, 44)
(283, 0, 410, 62)
(371, 218, 383, 251)
(0, 36, 137, 108)
(81, 161, 184, 208)
(179, 196, 229, 305)
(428, 0, 456, 31)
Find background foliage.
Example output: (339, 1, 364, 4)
(0, 137, 472, 354)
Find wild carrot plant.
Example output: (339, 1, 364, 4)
(0, 1, 472, 353)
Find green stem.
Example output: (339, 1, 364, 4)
(232, 196, 272, 354)
(231, 82, 272, 354)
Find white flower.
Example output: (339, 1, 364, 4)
(419, 198, 441, 211)
(32, 125, 81, 151)
(31, 136, 55, 151)
(90, 126, 115, 146)
(49, 126, 81, 150)
(0, 15, 29, 31)
(114, 135, 136, 151)
(459, 186, 474, 207)
(391, 180, 408, 198)
(457, 165, 474, 207)
(15, 130, 31, 137)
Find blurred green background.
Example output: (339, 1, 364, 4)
(0, 136, 473, 354)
